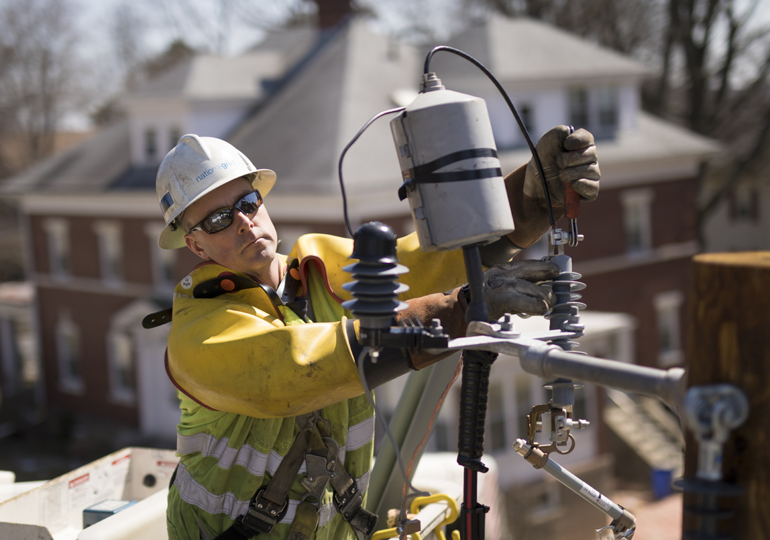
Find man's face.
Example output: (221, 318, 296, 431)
(183, 177, 279, 278)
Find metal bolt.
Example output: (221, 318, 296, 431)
(429, 318, 443, 335)
(308, 476, 314, 482)
(500, 313, 513, 331)
(271, 509, 276, 515)
(257, 504, 263, 509)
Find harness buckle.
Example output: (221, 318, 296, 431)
(237, 489, 288, 536)
(334, 484, 364, 522)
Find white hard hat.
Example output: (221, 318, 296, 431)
(155, 134, 276, 249)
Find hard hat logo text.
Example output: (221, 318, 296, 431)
(196, 160, 237, 182)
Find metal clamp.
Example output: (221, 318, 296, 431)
(684, 384, 749, 481)
(238, 489, 288, 536)
(334, 483, 363, 522)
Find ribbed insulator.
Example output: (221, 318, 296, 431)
(342, 222, 410, 343)
(342, 261, 409, 320)
(545, 270, 586, 351)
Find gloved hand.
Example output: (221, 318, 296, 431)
(523, 125, 600, 205)
(376, 260, 559, 373)
(483, 260, 560, 320)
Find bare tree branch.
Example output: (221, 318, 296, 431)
(0, 0, 83, 176)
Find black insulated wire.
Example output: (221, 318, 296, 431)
(338, 107, 405, 237)
(424, 45, 557, 229)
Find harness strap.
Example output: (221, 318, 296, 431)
(212, 411, 377, 540)
(213, 414, 320, 540)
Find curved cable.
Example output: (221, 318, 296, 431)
(424, 46, 557, 229)
(338, 107, 406, 237)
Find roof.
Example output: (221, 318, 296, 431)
(497, 111, 721, 185)
(0, 121, 131, 195)
(430, 17, 653, 85)
(128, 26, 323, 102)
(126, 52, 286, 101)
(228, 18, 418, 196)
(0, 16, 711, 200)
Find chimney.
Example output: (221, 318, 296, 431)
(313, 0, 354, 29)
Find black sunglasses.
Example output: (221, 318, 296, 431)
(187, 190, 263, 234)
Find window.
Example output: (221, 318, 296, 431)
(569, 86, 619, 139)
(655, 291, 684, 367)
(486, 383, 507, 453)
(169, 126, 182, 150)
(596, 87, 618, 133)
(519, 103, 534, 135)
(144, 128, 157, 162)
(56, 311, 83, 394)
(621, 189, 654, 254)
(43, 218, 70, 279)
(107, 330, 136, 404)
(93, 221, 123, 284)
(0, 317, 21, 397)
(145, 223, 177, 291)
(487, 96, 532, 150)
(729, 186, 759, 223)
(569, 88, 590, 129)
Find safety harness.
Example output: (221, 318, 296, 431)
(215, 411, 377, 540)
(146, 262, 378, 539)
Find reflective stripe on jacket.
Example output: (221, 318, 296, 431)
(165, 233, 467, 540)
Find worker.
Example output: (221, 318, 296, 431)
(154, 125, 600, 540)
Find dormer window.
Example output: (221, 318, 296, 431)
(597, 87, 618, 134)
(169, 126, 182, 151)
(519, 103, 534, 135)
(569, 86, 619, 139)
(489, 97, 535, 150)
(569, 88, 590, 129)
(144, 128, 157, 162)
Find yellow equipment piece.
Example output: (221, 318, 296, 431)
(371, 528, 421, 540)
(370, 493, 459, 540)
(410, 494, 460, 540)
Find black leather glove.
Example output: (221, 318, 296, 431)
(524, 125, 600, 205)
(483, 260, 560, 319)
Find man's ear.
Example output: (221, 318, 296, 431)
(185, 235, 211, 260)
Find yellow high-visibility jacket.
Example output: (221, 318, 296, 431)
(165, 233, 466, 540)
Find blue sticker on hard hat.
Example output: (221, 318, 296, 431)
(160, 192, 174, 213)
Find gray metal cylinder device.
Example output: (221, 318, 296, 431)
(390, 73, 514, 251)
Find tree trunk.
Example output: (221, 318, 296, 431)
(684, 252, 770, 538)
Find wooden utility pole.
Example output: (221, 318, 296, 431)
(684, 252, 770, 538)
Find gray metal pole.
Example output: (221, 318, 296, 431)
(441, 336, 686, 410)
